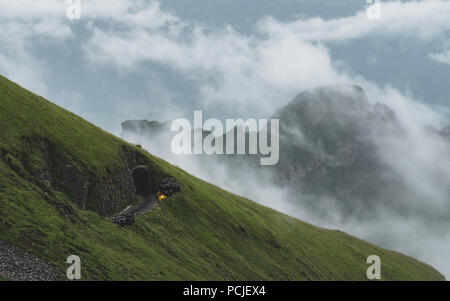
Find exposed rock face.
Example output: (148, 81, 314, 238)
(3, 136, 167, 215)
(92, 165, 140, 214)
(110, 171, 181, 226)
(28, 138, 53, 187)
(62, 164, 90, 210)
(158, 177, 181, 197)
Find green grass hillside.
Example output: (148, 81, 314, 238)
(0, 75, 444, 280)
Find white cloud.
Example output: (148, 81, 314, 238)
(0, 0, 75, 94)
(85, 24, 349, 115)
(0, 0, 180, 95)
(82, 2, 354, 117)
(0, 0, 66, 19)
(2, 0, 450, 114)
(0, 21, 54, 95)
(428, 50, 450, 64)
(81, 1, 450, 117)
(0, 0, 178, 25)
(260, 0, 450, 41)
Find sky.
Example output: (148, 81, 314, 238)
(0, 0, 449, 135)
(1, 0, 450, 278)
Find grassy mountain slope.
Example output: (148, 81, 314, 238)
(0, 75, 444, 280)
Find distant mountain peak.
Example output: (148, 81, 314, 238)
(285, 84, 370, 112)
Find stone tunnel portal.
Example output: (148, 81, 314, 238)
(132, 166, 152, 196)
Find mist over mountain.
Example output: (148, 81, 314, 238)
(273, 86, 400, 217)
(272, 86, 450, 223)
(122, 85, 450, 277)
(2, 0, 450, 285)
(4, 75, 443, 281)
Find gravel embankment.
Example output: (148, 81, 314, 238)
(0, 241, 62, 281)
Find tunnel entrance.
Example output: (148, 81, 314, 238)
(132, 165, 152, 196)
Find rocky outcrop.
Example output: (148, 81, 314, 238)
(158, 177, 181, 197)
(90, 166, 140, 215)
(62, 164, 90, 210)
(1, 137, 168, 216)
(110, 176, 181, 226)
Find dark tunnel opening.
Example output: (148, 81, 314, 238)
(132, 166, 152, 196)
